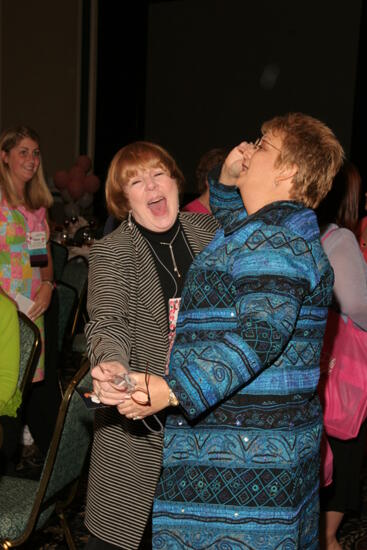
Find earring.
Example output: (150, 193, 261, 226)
(128, 210, 132, 228)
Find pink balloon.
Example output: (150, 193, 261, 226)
(76, 155, 92, 173)
(68, 178, 84, 200)
(53, 170, 70, 189)
(69, 165, 85, 180)
(84, 173, 100, 194)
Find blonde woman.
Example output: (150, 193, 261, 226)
(0, 125, 56, 456)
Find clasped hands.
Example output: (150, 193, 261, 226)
(91, 361, 171, 420)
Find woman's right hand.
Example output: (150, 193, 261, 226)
(220, 141, 255, 186)
(91, 361, 130, 405)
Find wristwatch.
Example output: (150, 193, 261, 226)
(168, 388, 179, 407)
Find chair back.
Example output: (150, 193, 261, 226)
(50, 240, 68, 281)
(55, 281, 78, 352)
(0, 359, 93, 547)
(60, 255, 88, 299)
(17, 312, 42, 396)
(60, 255, 89, 342)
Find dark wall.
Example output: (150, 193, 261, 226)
(94, 0, 365, 216)
(145, 0, 362, 190)
(93, 1, 149, 218)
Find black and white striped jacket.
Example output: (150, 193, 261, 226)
(84, 212, 218, 549)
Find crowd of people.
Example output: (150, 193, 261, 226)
(0, 112, 366, 550)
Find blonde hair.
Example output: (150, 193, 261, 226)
(262, 113, 345, 208)
(106, 141, 185, 220)
(0, 125, 53, 209)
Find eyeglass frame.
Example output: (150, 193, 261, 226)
(130, 363, 151, 407)
(254, 136, 282, 153)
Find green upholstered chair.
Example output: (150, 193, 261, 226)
(0, 358, 93, 549)
(55, 282, 78, 353)
(60, 255, 88, 300)
(17, 312, 42, 397)
(60, 255, 89, 355)
(50, 240, 68, 282)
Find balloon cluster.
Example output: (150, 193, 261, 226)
(53, 156, 100, 211)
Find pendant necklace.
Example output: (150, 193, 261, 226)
(159, 224, 182, 278)
(143, 223, 194, 297)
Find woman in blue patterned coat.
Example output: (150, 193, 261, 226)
(117, 113, 344, 549)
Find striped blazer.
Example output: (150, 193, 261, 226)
(84, 212, 218, 549)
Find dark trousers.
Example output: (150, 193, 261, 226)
(24, 291, 62, 455)
(0, 412, 22, 474)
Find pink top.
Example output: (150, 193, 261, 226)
(0, 194, 49, 381)
(182, 198, 210, 215)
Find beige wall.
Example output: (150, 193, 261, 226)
(0, 0, 82, 178)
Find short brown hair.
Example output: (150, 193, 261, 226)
(0, 125, 53, 209)
(106, 141, 185, 220)
(262, 113, 345, 208)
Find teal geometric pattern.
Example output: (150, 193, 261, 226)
(153, 182, 333, 549)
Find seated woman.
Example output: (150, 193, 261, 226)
(0, 291, 21, 473)
(111, 113, 344, 549)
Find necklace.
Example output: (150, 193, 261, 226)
(143, 224, 194, 298)
(159, 224, 182, 277)
(145, 239, 179, 297)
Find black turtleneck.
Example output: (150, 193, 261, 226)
(133, 216, 194, 317)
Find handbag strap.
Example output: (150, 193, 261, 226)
(321, 227, 339, 243)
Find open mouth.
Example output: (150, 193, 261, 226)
(147, 197, 167, 216)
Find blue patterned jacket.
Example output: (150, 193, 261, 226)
(166, 178, 334, 427)
(153, 177, 334, 549)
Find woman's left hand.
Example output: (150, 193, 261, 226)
(117, 372, 171, 420)
(28, 282, 53, 321)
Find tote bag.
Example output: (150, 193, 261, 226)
(319, 305, 367, 440)
(319, 227, 367, 440)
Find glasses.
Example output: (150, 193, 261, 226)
(111, 363, 151, 406)
(129, 363, 151, 407)
(254, 137, 282, 153)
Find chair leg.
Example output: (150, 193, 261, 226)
(58, 510, 76, 550)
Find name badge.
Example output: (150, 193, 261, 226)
(27, 231, 48, 267)
(27, 231, 46, 250)
(168, 297, 181, 332)
(166, 297, 181, 374)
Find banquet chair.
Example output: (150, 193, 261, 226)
(17, 312, 42, 397)
(0, 358, 93, 549)
(60, 256, 89, 353)
(60, 255, 88, 300)
(55, 282, 78, 353)
(50, 240, 68, 282)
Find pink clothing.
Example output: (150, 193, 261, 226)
(182, 198, 211, 215)
(0, 195, 49, 381)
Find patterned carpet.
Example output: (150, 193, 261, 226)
(9, 457, 367, 549)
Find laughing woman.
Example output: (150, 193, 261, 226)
(117, 114, 344, 549)
(85, 142, 218, 549)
